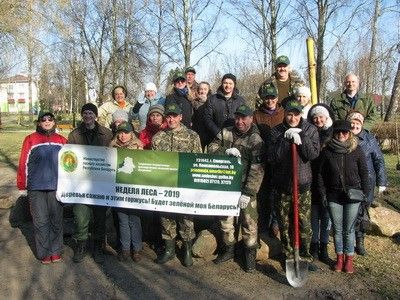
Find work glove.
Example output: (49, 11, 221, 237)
(378, 186, 386, 194)
(225, 147, 241, 158)
(284, 128, 302, 145)
(238, 194, 251, 209)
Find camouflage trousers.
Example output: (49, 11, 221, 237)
(220, 196, 258, 248)
(276, 191, 312, 259)
(160, 213, 195, 242)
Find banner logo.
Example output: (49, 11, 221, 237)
(60, 151, 78, 173)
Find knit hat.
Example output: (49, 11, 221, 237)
(310, 105, 330, 119)
(112, 109, 129, 123)
(295, 86, 311, 99)
(81, 103, 98, 116)
(332, 120, 352, 132)
(147, 104, 165, 117)
(221, 73, 237, 85)
(275, 55, 290, 65)
(115, 121, 133, 133)
(38, 111, 55, 121)
(347, 111, 364, 125)
(145, 82, 157, 93)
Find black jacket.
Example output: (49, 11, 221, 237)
(204, 87, 245, 141)
(317, 137, 370, 203)
(165, 88, 193, 128)
(267, 119, 320, 194)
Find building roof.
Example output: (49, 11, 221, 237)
(0, 74, 30, 84)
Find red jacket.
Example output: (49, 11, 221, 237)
(17, 130, 67, 190)
(139, 121, 167, 149)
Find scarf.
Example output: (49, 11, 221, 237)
(176, 87, 189, 96)
(327, 137, 352, 154)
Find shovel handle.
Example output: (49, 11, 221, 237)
(291, 143, 300, 249)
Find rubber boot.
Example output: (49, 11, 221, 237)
(244, 247, 257, 273)
(355, 236, 367, 256)
(73, 240, 87, 263)
(213, 244, 235, 264)
(182, 240, 193, 267)
(310, 242, 319, 259)
(319, 243, 330, 263)
(156, 239, 176, 264)
(93, 240, 105, 264)
(344, 255, 354, 274)
(334, 254, 344, 272)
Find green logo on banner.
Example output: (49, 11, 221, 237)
(60, 151, 78, 173)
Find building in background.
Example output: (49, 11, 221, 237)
(0, 74, 39, 113)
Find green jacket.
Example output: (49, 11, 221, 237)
(151, 125, 202, 153)
(208, 124, 265, 197)
(329, 92, 377, 130)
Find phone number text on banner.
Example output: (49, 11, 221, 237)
(57, 144, 243, 216)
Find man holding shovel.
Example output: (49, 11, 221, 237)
(267, 100, 320, 275)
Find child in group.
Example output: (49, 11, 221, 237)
(109, 121, 144, 262)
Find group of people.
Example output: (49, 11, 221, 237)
(17, 58, 387, 277)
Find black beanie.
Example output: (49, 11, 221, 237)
(221, 73, 237, 85)
(81, 103, 98, 116)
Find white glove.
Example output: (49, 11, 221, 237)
(238, 194, 251, 209)
(378, 186, 386, 194)
(284, 128, 302, 145)
(18, 190, 27, 197)
(225, 147, 241, 157)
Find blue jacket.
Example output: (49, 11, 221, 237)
(357, 129, 387, 202)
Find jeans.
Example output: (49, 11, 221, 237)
(328, 201, 360, 255)
(29, 190, 63, 259)
(311, 203, 331, 244)
(117, 209, 142, 251)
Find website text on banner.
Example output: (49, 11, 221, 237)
(57, 144, 243, 216)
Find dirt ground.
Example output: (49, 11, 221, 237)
(1, 161, 399, 300)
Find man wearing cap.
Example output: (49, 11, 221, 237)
(253, 83, 284, 236)
(329, 73, 377, 130)
(185, 66, 198, 100)
(204, 73, 246, 143)
(165, 70, 193, 128)
(267, 99, 320, 271)
(151, 103, 202, 267)
(68, 103, 113, 264)
(98, 85, 134, 128)
(208, 104, 265, 273)
(258, 55, 304, 107)
(17, 111, 67, 264)
(131, 82, 165, 130)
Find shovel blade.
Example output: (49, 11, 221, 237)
(285, 258, 308, 287)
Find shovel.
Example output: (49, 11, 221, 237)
(286, 143, 308, 287)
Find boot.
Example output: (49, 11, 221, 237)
(73, 240, 87, 263)
(156, 239, 175, 264)
(334, 254, 344, 272)
(213, 244, 235, 264)
(355, 236, 367, 256)
(310, 242, 319, 259)
(344, 255, 354, 274)
(244, 247, 257, 273)
(182, 240, 193, 267)
(319, 243, 330, 263)
(93, 240, 105, 264)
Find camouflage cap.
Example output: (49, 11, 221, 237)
(259, 83, 278, 98)
(116, 121, 133, 133)
(173, 71, 186, 82)
(284, 100, 303, 113)
(275, 55, 290, 65)
(185, 66, 196, 74)
(234, 104, 253, 117)
(165, 103, 182, 115)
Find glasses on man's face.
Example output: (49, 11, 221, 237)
(336, 130, 349, 135)
(40, 116, 54, 122)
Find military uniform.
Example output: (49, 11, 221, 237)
(151, 125, 202, 242)
(208, 123, 265, 248)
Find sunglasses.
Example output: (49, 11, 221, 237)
(175, 79, 186, 84)
(40, 116, 55, 122)
(335, 130, 349, 135)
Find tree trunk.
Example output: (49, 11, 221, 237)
(384, 60, 400, 121)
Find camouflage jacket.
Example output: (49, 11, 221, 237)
(329, 92, 377, 131)
(208, 124, 265, 197)
(151, 124, 202, 153)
